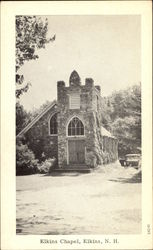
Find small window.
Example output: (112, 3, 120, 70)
(69, 94, 80, 109)
(50, 113, 57, 135)
(68, 117, 84, 136)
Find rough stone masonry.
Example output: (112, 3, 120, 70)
(17, 71, 118, 168)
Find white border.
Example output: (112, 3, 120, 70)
(1, 1, 152, 250)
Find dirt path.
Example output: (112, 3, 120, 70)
(16, 162, 141, 235)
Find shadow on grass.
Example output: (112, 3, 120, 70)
(109, 171, 142, 184)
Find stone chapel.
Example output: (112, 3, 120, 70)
(17, 71, 118, 169)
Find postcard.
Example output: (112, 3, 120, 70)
(1, 1, 152, 249)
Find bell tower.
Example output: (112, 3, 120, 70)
(57, 71, 102, 168)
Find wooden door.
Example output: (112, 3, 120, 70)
(68, 140, 85, 164)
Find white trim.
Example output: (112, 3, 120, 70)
(66, 138, 69, 165)
(66, 116, 85, 165)
(67, 135, 85, 139)
(17, 100, 57, 137)
(48, 112, 58, 136)
(66, 115, 85, 137)
(48, 134, 58, 137)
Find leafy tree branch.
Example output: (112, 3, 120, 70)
(16, 15, 55, 98)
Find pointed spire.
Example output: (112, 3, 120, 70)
(69, 70, 81, 86)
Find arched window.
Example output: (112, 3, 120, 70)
(50, 113, 57, 135)
(68, 117, 84, 136)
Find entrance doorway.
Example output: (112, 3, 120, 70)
(68, 140, 85, 164)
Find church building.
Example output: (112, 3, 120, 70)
(17, 71, 118, 169)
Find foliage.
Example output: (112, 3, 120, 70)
(16, 102, 31, 135)
(101, 97, 113, 131)
(16, 139, 39, 175)
(102, 84, 141, 157)
(16, 16, 55, 98)
(29, 100, 52, 120)
(110, 84, 141, 120)
(101, 151, 110, 164)
(86, 151, 97, 168)
(38, 158, 57, 173)
(101, 150, 117, 165)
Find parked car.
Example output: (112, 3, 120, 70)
(119, 154, 141, 169)
(119, 158, 126, 166)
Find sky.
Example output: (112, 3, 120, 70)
(19, 15, 141, 111)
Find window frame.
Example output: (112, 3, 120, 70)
(67, 116, 85, 137)
(48, 113, 58, 136)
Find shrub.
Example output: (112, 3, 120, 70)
(38, 158, 57, 173)
(16, 140, 39, 175)
(93, 149, 103, 165)
(86, 151, 97, 168)
(101, 151, 110, 164)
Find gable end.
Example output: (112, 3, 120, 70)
(17, 100, 57, 137)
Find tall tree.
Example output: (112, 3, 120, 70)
(16, 16, 55, 98)
(101, 84, 141, 156)
(16, 102, 30, 135)
(29, 100, 52, 120)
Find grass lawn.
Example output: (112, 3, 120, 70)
(16, 162, 141, 235)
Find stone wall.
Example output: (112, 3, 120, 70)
(20, 71, 118, 168)
(102, 136, 118, 164)
(24, 105, 58, 162)
(57, 76, 104, 168)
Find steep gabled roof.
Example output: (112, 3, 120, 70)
(101, 126, 116, 139)
(17, 100, 57, 137)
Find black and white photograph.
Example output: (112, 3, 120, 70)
(1, 1, 152, 250)
(16, 14, 142, 235)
